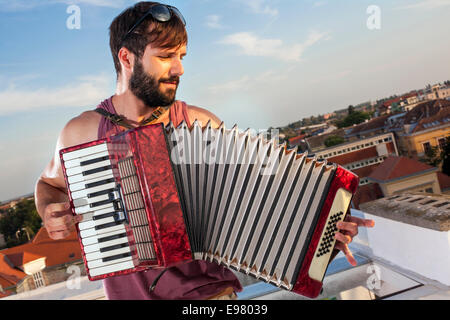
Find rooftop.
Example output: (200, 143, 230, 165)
(360, 193, 450, 232)
(368, 156, 438, 182)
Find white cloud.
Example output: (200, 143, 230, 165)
(0, 74, 112, 115)
(205, 15, 225, 29)
(238, 0, 278, 17)
(208, 69, 291, 95)
(219, 30, 329, 62)
(395, 0, 450, 10)
(0, 0, 127, 11)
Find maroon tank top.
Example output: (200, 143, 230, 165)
(96, 96, 242, 300)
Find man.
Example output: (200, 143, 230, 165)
(35, 1, 374, 300)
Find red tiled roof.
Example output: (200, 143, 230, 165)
(352, 183, 384, 209)
(352, 163, 380, 179)
(0, 290, 12, 298)
(327, 147, 379, 165)
(437, 172, 450, 191)
(382, 97, 401, 107)
(404, 99, 450, 125)
(0, 253, 26, 287)
(368, 156, 437, 182)
(288, 134, 307, 145)
(6, 252, 45, 267)
(412, 106, 450, 133)
(1, 227, 82, 269)
(347, 115, 389, 135)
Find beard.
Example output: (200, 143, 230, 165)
(129, 59, 179, 108)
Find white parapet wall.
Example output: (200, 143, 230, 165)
(353, 209, 450, 286)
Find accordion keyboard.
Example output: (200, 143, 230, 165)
(62, 142, 135, 277)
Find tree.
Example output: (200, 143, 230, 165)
(348, 105, 355, 115)
(336, 111, 371, 128)
(441, 137, 450, 176)
(324, 135, 345, 148)
(0, 199, 42, 248)
(422, 145, 441, 167)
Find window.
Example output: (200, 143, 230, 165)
(33, 271, 45, 288)
(422, 142, 432, 154)
(425, 188, 433, 193)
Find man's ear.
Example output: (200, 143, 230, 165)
(118, 47, 135, 75)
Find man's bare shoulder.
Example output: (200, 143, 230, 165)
(59, 110, 102, 149)
(186, 105, 222, 128)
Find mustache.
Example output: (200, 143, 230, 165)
(159, 76, 180, 84)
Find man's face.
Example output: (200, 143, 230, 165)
(129, 44, 187, 108)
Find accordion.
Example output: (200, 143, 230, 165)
(59, 121, 359, 298)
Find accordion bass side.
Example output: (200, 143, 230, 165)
(59, 121, 359, 298)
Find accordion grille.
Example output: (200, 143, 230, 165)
(118, 157, 156, 262)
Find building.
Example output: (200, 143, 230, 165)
(287, 134, 307, 147)
(396, 99, 450, 159)
(0, 227, 84, 294)
(367, 156, 441, 196)
(314, 132, 398, 186)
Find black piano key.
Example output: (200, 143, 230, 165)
(102, 251, 132, 263)
(80, 155, 110, 167)
(90, 198, 116, 208)
(98, 232, 127, 243)
(95, 219, 126, 230)
(93, 210, 121, 221)
(82, 165, 113, 177)
(88, 188, 116, 198)
(90, 191, 119, 208)
(100, 242, 129, 253)
(85, 177, 116, 189)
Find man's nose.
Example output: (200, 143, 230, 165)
(170, 57, 184, 77)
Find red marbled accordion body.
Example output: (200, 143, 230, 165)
(60, 123, 359, 297)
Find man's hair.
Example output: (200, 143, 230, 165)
(109, 1, 188, 78)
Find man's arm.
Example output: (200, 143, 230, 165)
(35, 111, 101, 240)
(187, 105, 222, 128)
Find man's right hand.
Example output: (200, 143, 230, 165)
(43, 202, 82, 240)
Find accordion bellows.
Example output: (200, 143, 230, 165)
(60, 121, 359, 298)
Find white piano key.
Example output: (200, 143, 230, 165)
(62, 143, 108, 161)
(78, 215, 122, 231)
(83, 236, 129, 254)
(73, 190, 119, 208)
(85, 245, 131, 262)
(88, 260, 135, 277)
(79, 223, 126, 239)
(68, 167, 114, 184)
(87, 255, 134, 269)
(69, 173, 115, 192)
(81, 228, 127, 247)
(77, 204, 116, 220)
(64, 151, 110, 169)
(65, 159, 112, 177)
(75, 200, 120, 215)
(71, 182, 117, 200)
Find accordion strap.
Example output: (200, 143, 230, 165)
(94, 106, 169, 129)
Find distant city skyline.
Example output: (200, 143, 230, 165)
(1, 0, 450, 201)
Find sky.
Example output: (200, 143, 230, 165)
(0, 0, 450, 201)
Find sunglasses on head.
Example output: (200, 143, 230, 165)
(122, 4, 186, 42)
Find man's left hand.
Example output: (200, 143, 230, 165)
(334, 215, 375, 266)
